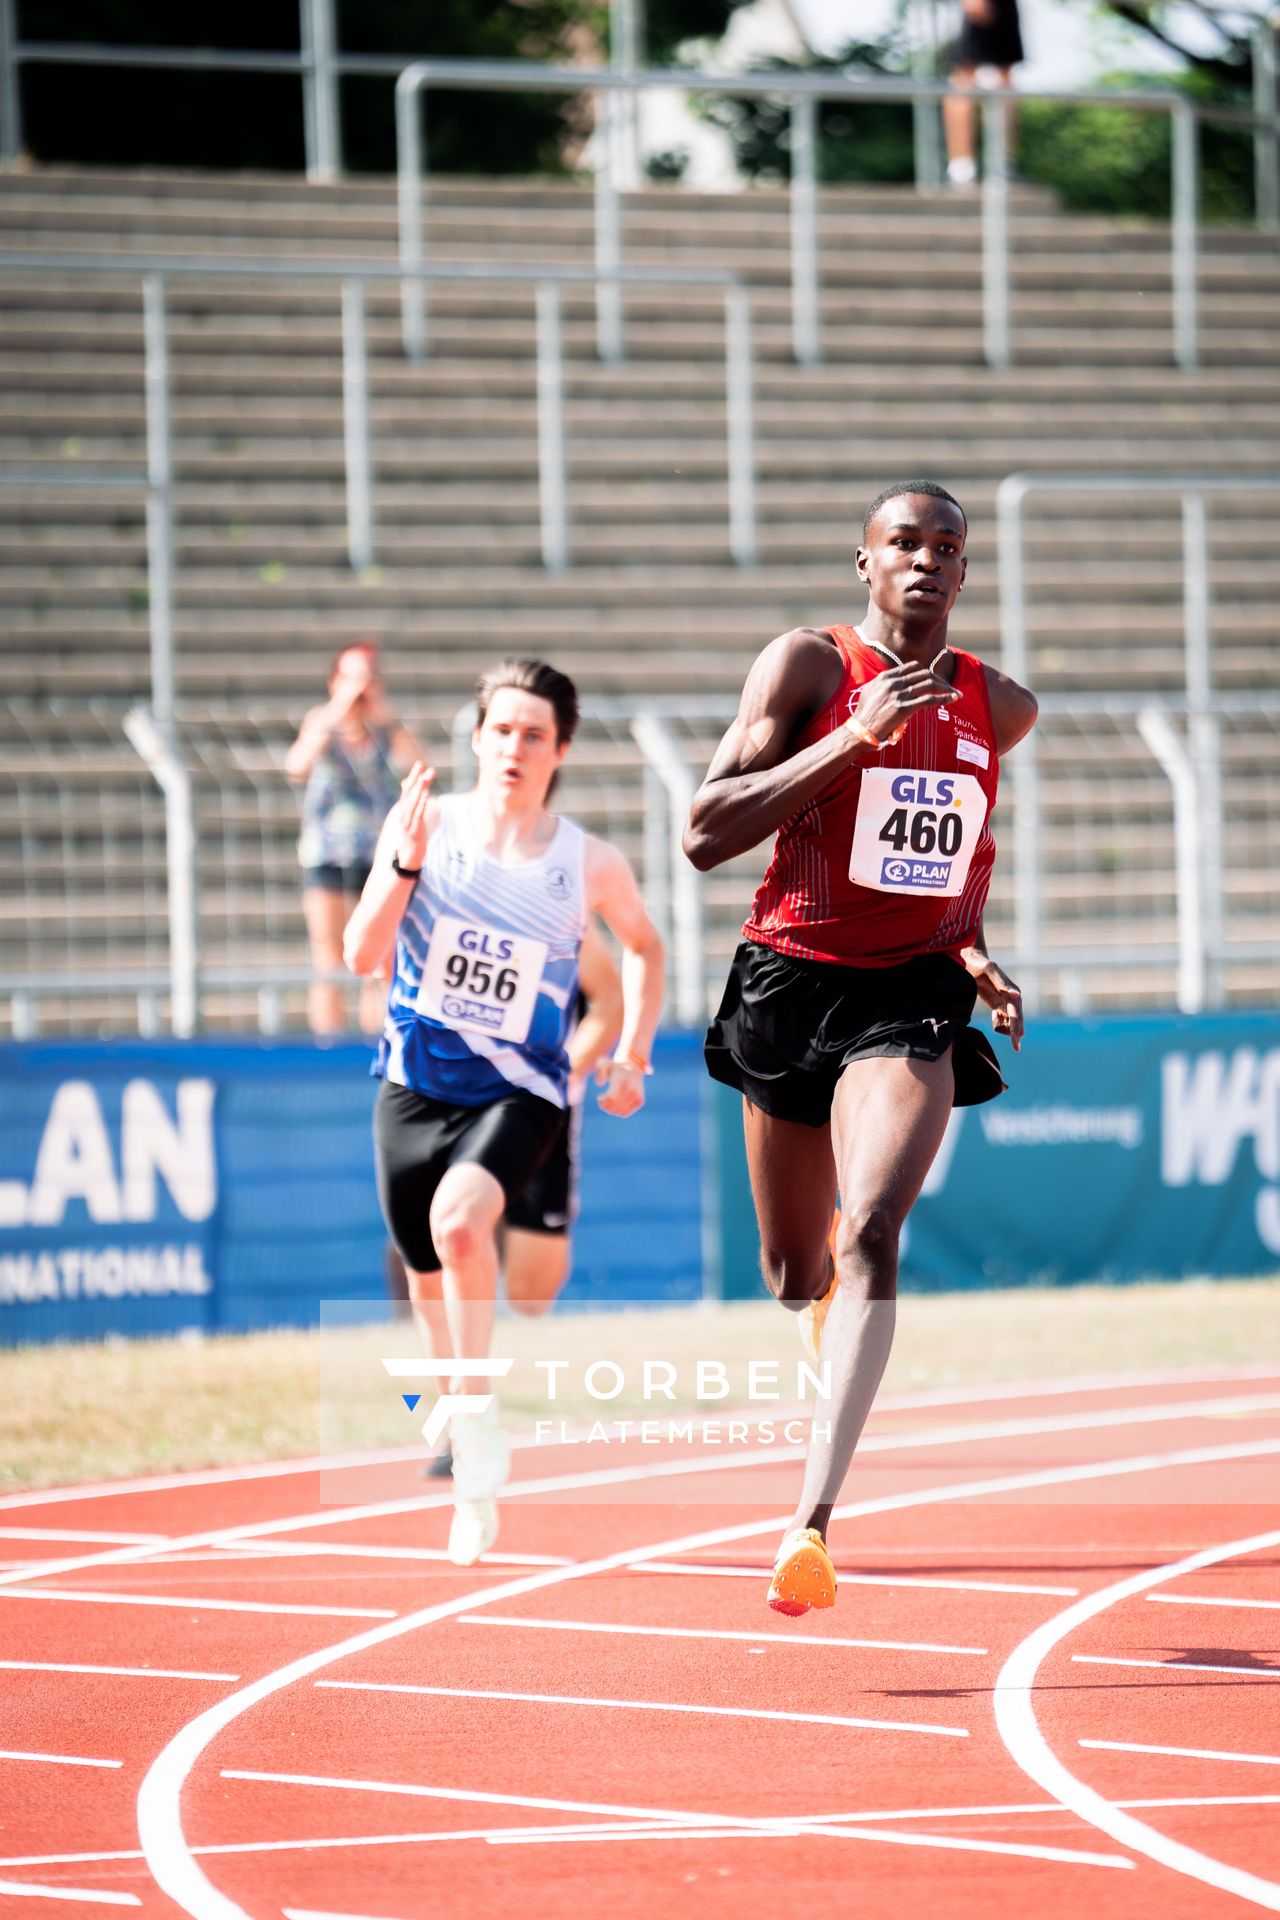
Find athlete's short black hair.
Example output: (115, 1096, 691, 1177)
(862, 480, 967, 542)
(475, 658, 580, 746)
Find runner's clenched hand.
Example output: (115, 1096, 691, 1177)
(595, 1057, 646, 1119)
(850, 664, 958, 747)
(968, 954, 1024, 1051)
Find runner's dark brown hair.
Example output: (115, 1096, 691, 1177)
(475, 659, 580, 746)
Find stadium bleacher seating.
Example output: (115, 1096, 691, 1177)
(2, 165, 1278, 1028)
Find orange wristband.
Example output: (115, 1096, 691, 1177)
(611, 1050, 653, 1076)
(845, 718, 886, 750)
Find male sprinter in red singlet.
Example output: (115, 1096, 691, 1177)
(683, 481, 1037, 1615)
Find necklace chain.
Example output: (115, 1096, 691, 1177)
(862, 634, 950, 675)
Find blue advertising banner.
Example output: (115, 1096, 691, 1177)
(0, 1033, 706, 1346)
(715, 1008, 1280, 1297)
(3, 1013, 1276, 1342)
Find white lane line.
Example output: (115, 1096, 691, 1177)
(15, 1794, 1280, 1876)
(0, 1528, 166, 1546)
(1118, 1795, 1280, 1810)
(284, 1911, 414, 1920)
(1149, 1591, 1280, 1612)
(230, 1542, 574, 1567)
(876, 1363, 1280, 1413)
(0, 1878, 139, 1907)
(1071, 1654, 1280, 1679)
(221, 1770, 770, 1826)
(1080, 1739, 1280, 1767)
(0, 1660, 238, 1681)
(0, 1750, 122, 1769)
(631, 1562, 1078, 1597)
(13, 1382, 1280, 1601)
(995, 1522, 1280, 1914)
(482, 1823, 1130, 1867)
(0, 1447, 430, 1512)
(220, 1774, 1124, 1870)
(5, 1362, 1275, 1517)
(0, 1588, 396, 1620)
(312, 1677, 968, 1740)
(127, 1552, 550, 1577)
(455, 1613, 988, 1656)
(140, 1429, 1280, 1920)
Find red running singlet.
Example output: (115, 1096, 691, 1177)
(744, 625, 1000, 968)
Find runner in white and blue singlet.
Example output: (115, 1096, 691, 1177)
(377, 788, 586, 1109)
(344, 658, 664, 1568)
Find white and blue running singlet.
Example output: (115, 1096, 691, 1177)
(376, 793, 588, 1110)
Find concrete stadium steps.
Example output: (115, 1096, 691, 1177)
(3, 634, 1277, 703)
(2, 164, 1279, 1020)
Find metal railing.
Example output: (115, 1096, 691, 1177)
(3, 686, 1278, 1037)
(2, 14, 1277, 367)
(0, 13, 1276, 364)
(998, 471, 1280, 1013)
(393, 58, 1280, 374)
(0, 247, 757, 580)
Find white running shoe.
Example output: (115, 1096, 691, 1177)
(448, 1498, 499, 1566)
(449, 1410, 511, 1503)
(447, 1410, 511, 1563)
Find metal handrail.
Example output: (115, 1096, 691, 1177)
(394, 59, 1280, 374)
(0, 245, 758, 577)
(997, 469, 1280, 1014)
(5, 684, 1278, 1037)
(1, 18, 1276, 362)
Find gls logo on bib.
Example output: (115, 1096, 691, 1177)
(850, 768, 989, 898)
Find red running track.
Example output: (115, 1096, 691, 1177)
(0, 1367, 1278, 1919)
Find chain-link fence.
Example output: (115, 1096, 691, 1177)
(2, 694, 1277, 1036)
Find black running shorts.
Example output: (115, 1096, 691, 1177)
(951, 0, 1024, 69)
(506, 1098, 583, 1238)
(705, 940, 1006, 1129)
(374, 1079, 566, 1274)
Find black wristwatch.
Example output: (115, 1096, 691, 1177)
(391, 855, 422, 880)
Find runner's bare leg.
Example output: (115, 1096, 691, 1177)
(404, 1266, 454, 1361)
(789, 1051, 955, 1535)
(428, 1162, 505, 1384)
(504, 1228, 571, 1317)
(742, 1102, 838, 1309)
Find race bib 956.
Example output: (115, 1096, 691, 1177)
(416, 913, 547, 1044)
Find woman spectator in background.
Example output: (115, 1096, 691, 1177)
(286, 640, 422, 1036)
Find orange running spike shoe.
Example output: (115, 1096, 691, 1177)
(798, 1206, 841, 1366)
(767, 1527, 838, 1616)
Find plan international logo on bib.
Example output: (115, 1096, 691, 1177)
(441, 991, 506, 1031)
(881, 855, 953, 890)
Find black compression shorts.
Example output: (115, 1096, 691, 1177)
(704, 940, 1006, 1129)
(506, 1097, 583, 1237)
(374, 1079, 566, 1273)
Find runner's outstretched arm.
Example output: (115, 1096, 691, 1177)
(958, 919, 1025, 1051)
(567, 923, 624, 1089)
(343, 761, 436, 975)
(585, 839, 664, 1119)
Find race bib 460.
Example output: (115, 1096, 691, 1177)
(416, 914, 547, 1044)
(850, 768, 988, 898)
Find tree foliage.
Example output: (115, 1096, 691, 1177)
(18, 0, 748, 174)
(695, 39, 917, 186)
(693, 15, 1260, 222)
